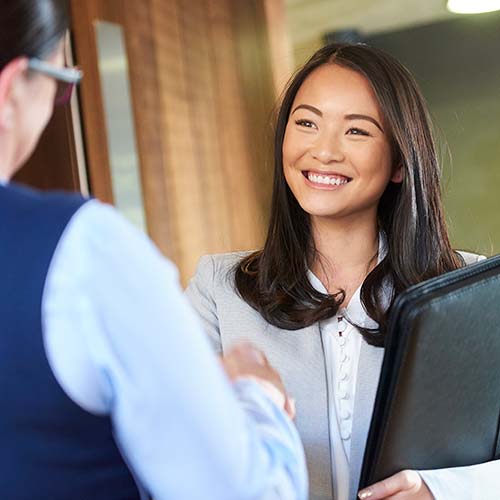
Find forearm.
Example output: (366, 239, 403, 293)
(233, 379, 307, 499)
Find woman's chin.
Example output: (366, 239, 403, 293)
(299, 203, 346, 219)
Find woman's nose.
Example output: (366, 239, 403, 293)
(310, 134, 345, 164)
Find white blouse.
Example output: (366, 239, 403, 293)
(308, 237, 386, 500)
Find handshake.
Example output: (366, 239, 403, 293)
(221, 344, 296, 419)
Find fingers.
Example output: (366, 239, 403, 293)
(358, 470, 420, 499)
(222, 343, 296, 417)
(221, 343, 269, 380)
(231, 343, 269, 366)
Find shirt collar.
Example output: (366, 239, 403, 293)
(308, 231, 389, 328)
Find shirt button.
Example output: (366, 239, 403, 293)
(338, 337, 346, 347)
(342, 353, 349, 363)
(341, 428, 351, 440)
(338, 390, 350, 400)
(341, 408, 351, 420)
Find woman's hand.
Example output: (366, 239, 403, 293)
(221, 343, 296, 419)
(358, 470, 434, 500)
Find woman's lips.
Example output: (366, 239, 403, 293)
(302, 170, 352, 189)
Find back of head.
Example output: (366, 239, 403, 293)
(0, 0, 69, 70)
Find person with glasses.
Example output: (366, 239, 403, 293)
(0, 1, 307, 499)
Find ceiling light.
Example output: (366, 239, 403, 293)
(447, 0, 500, 14)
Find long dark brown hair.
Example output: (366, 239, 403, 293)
(235, 43, 463, 347)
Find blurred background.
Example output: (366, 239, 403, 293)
(19, 0, 500, 283)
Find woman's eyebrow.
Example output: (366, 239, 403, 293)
(291, 104, 322, 117)
(346, 113, 384, 133)
(291, 106, 385, 133)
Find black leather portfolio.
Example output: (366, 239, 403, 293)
(359, 254, 500, 489)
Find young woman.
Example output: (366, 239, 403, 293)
(186, 43, 496, 500)
(0, 1, 307, 498)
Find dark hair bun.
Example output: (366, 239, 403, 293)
(0, 0, 68, 70)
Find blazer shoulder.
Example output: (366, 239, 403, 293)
(190, 250, 254, 290)
(456, 250, 487, 266)
(210, 250, 254, 273)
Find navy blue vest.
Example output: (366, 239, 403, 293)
(0, 183, 141, 500)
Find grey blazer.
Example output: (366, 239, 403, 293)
(185, 251, 484, 500)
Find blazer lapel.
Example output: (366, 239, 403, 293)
(349, 341, 384, 499)
(255, 321, 334, 499)
(299, 322, 334, 500)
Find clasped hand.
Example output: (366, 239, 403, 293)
(222, 345, 434, 499)
(221, 343, 295, 419)
(358, 470, 434, 500)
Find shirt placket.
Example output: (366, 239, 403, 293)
(337, 314, 352, 445)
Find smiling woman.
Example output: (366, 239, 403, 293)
(185, 42, 497, 500)
(234, 43, 462, 341)
(283, 64, 398, 228)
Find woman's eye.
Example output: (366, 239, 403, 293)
(347, 127, 369, 136)
(295, 119, 316, 129)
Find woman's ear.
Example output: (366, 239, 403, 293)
(391, 164, 403, 184)
(0, 57, 29, 130)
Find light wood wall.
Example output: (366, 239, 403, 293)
(72, 0, 291, 284)
(150, 0, 270, 282)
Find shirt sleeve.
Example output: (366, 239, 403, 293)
(42, 200, 307, 500)
(419, 459, 500, 500)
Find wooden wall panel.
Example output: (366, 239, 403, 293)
(147, 0, 278, 282)
(206, 0, 266, 250)
(150, 0, 210, 278)
(122, 0, 174, 260)
(70, 0, 283, 283)
(263, 0, 294, 96)
(231, 0, 278, 229)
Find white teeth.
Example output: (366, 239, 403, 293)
(307, 172, 348, 186)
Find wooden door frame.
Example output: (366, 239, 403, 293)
(69, 0, 175, 260)
(70, 0, 118, 204)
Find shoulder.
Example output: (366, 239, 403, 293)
(1, 182, 87, 220)
(186, 251, 257, 313)
(70, 199, 159, 253)
(60, 199, 178, 282)
(192, 251, 254, 286)
(72, 198, 138, 232)
(457, 250, 487, 266)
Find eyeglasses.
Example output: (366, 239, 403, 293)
(27, 58, 83, 106)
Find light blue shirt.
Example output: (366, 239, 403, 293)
(41, 199, 307, 500)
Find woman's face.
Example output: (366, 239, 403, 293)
(282, 63, 401, 225)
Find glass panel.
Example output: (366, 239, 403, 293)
(94, 20, 146, 231)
